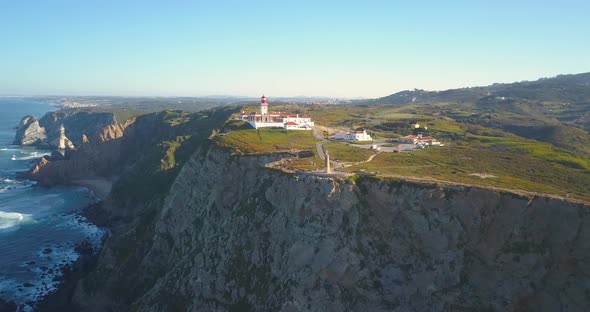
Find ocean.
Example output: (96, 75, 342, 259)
(0, 98, 103, 310)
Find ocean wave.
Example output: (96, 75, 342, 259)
(0, 211, 32, 233)
(0, 179, 33, 192)
(13, 152, 50, 161)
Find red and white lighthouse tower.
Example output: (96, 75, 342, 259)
(260, 95, 268, 115)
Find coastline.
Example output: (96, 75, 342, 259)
(33, 198, 110, 311)
(70, 178, 112, 201)
(2, 101, 110, 311)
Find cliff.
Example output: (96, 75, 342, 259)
(13, 109, 124, 149)
(71, 145, 590, 312)
(20, 109, 590, 311)
(21, 109, 232, 188)
(14, 115, 46, 145)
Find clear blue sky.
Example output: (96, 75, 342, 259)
(1, 0, 589, 98)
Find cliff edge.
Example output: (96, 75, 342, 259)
(72, 144, 590, 312)
(18, 109, 589, 311)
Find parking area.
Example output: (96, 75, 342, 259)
(348, 142, 418, 153)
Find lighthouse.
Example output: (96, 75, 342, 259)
(260, 95, 268, 115)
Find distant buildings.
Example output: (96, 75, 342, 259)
(332, 130, 372, 141)
(411, 123, 428, 131)
(239, 95, 314, 130)
(400, 134, 441, 146)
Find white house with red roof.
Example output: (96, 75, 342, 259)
(239, 95, 314, 130)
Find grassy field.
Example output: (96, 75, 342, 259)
(345, 143, 590, 203)
(218, 102, 590, 202)
(287, 148, 324, 171)
(324, 142, 375, 163)
(215, 127, 319, 154)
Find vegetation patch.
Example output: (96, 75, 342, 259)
(324, 142, 375, 163)
(215, 128, 319, 154)
(344, 144, 590, 203)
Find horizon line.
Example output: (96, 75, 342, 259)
(1, 71, 588, 100)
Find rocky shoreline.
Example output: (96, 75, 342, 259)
(0, 187, 108, 312)
(34, 202, 108, 312)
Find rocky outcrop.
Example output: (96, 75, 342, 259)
(13, 110, 124, 150)
(18, 107, 589, 311)
(71, 145, 590, 312)
(48, 124, 75, 150)
(13, 115, 46, 145)
(20, 108, 237, 191)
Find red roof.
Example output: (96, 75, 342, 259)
(404, 135, 418, 139)
(301, 114, 310, 118)
(261, 95, 267, 104)
(280, 114, 298, 118)
(285, 122, 298, 126)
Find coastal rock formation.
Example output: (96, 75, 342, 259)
(13, 110, 124, 150)
(19, 109, 589, 311)
(71, 145, 590, 312)
(48, 124, 75, 150)
(13, 115, 46, 145)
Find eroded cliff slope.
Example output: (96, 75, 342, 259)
(14, 110, 124, 149)
(72, 143, 590, 312)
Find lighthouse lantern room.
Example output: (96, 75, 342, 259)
(260, 95, 268, 115)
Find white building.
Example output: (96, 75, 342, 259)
(400, 134, 441, 146)
(331, 130, 372, 141)
(239, 95, 314, 130)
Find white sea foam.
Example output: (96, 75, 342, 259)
(0, 211, 32, 233)
(14, 152, 50, 160)
(58, 214, 105, 247)
(0, 245, 81, 311)
(31, 244, 80, 301)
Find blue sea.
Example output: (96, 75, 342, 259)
(0, 98, 103, 310)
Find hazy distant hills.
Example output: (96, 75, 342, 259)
(369, 72, 590, 134)
(360, 72, 590, 156)
(373, 72, 590, 105)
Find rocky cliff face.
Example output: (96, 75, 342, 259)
(14, 115, 46, 145)
(22, 109, 232, 188)
(70, 144, 590, 312)
(13, 110, 123, 149)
